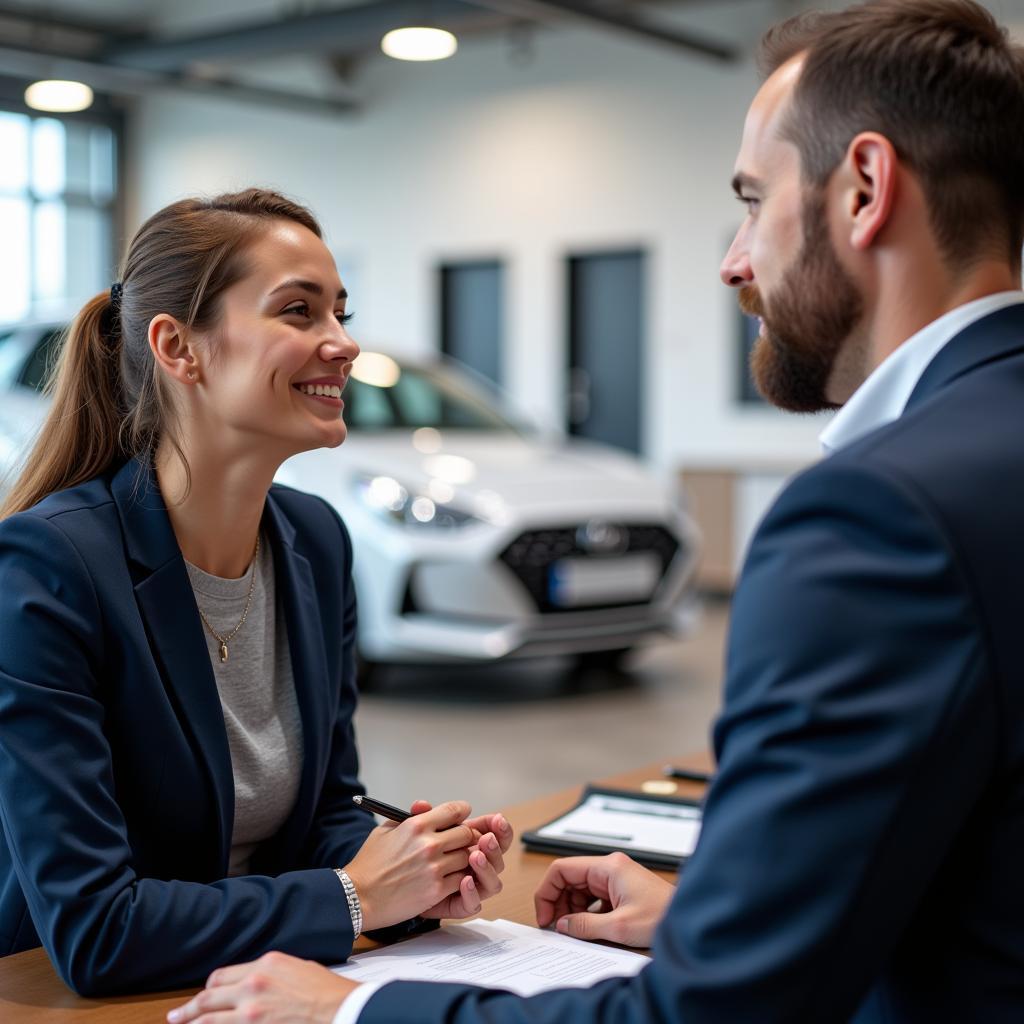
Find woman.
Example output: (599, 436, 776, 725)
(0, 189, 511, 995)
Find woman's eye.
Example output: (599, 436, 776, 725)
(337, 311, 355, 325)
(283, 302, 311, 317)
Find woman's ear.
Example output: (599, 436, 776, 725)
(149, 314, 200, 385)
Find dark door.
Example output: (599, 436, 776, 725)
(439, 260, 503, 387)
(567, 250, 645, 454)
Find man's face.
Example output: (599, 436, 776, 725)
(721, 60, 864, 412)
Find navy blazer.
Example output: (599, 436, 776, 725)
(362, 306, 1024, 1023)
(0, 458, 377, 994)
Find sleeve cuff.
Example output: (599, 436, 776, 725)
(331, 981, 385, 1024)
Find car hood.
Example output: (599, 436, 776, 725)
(338, 431, 671, 514)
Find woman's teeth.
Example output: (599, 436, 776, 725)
(298, 383, 342, 398)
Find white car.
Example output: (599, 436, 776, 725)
(0, 321, 64, 477)
(0, 326, 700, 669)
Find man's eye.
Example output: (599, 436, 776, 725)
(337, 311, 355, 325)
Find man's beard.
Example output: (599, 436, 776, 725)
(741, 192, 863, 413)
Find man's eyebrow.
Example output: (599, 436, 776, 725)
(268, 278, 348, 300)
(731, 172, 765, 197)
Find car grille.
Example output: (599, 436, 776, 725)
(499, 524, 681, 613)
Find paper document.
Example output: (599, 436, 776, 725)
(333, 919, 647, 995)
(536, 792, 701, 858)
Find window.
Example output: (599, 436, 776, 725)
(736, 307, 765, 405)
(344, 364, 520, 432)
(0, 109, 117, 325)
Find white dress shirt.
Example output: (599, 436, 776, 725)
(332, 977, 383, 1024)
(331, 291, 1024, 1024)
(819, 291, 1024, 454)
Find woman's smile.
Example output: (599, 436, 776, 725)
(293, 376, 346, 408)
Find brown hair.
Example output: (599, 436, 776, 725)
(0, 188, 322, 519)
(759, 0, 1024, 269)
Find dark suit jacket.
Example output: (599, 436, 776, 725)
(0, 457, 376, 994)
(362, 304, 1024, 1023)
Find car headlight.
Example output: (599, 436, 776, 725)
(354, 474, 483, 529)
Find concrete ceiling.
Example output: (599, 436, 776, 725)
(12, 0, 1024, 117)
(0, 0, 752, 115)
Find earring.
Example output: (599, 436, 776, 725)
(187, 370, 197, 381)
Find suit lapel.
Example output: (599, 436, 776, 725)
(261, 492, 331, 864)
(111, 458, 235, 871)
(905, 302, 1024, 413)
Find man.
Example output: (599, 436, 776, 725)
(168, 1, 1024, 1020)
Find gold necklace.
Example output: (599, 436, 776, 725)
(195, 535, 261, 664)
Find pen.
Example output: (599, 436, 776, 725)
(353, 794, 411, 822)
(662, 765, 714, 784)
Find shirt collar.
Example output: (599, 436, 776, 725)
(819, 291, 1024, 454)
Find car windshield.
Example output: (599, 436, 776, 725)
(0, 326, 65, 392)
(344, 360, 522, 433)
(0, 331, 23, 388)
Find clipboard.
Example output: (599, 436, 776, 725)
(521, 785, 702, 871)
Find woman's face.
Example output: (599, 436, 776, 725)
(195, 220, 360, 458)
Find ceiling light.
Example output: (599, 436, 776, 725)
(381, 27, 457, 62)
(351, 352, 401, 388)
(24, 80, 94, 113)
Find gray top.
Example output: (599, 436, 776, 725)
(185, 536, 304, 876)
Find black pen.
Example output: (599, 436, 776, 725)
(353, 794, 411, 822)
(662, 765, 714, 784)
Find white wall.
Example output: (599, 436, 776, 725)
(127, 10, 834, 474)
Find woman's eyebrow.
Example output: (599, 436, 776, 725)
(268, 278, 348, 300)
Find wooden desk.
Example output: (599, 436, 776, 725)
(0, 755, 710, 1023)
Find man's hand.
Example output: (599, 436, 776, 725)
(534, 852, 675, 948)
(410, 800, 514, 920)
(166, 952, 358, 1024)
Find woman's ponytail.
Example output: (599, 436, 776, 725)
(0, 292, 125, 518)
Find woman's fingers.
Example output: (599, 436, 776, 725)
(469, 849, 502, 900)
(464, 834, 504, 899)
(479, 832, 506, 874)
(439, 823, 477, 853)
(464, 813, 514, 853)
(460, 873, 482, 914)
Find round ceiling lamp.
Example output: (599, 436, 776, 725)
(24, 80, 94, 113)
(381, 26, 457, 62)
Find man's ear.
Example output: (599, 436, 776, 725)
(149, 314, 199, 384)
(838, 131, 898, 251)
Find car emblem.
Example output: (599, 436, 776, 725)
(576, 520, 626, 554)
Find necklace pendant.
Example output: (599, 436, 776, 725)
(219, 642, 229, 663)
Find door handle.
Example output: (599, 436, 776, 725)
(568, 367, 591, 425)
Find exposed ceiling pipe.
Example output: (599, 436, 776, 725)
(100, 0, 501, 71)
(0, 43, 359, 116)
(461, 0, 738, 61)
(100, 0, 735, 70)
(0, 0, 736, 117)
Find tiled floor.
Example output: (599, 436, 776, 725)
(353, 597, 730, 815)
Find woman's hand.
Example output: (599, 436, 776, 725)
(534, 852, 675, 948)
(167, 952, 356, 1024)
(408, 800, 514, 920)
(343, 800, 477, 930)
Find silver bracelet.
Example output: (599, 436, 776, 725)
(334, 868, 363, 939)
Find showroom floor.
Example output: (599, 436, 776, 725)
(354, 597, 729, 815)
